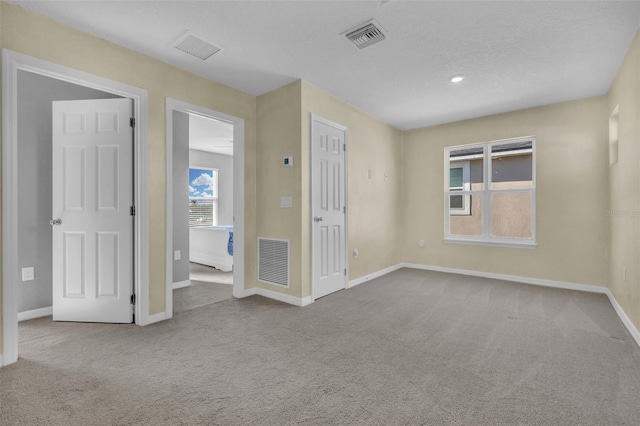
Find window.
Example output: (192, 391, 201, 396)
(189, 168, 218, 227)
(445, 137, 535, 247)
(449, 161, 470, 215)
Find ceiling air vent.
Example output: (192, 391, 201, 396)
(344, 20, 387, 50)
(172, 31, 221, 61)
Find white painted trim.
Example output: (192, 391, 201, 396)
(347, 264, 403, 289)
(0, 355, 3, 367)
(165, 98, 245, 321)
(605, 289, 640, 347)
(245, 287, 313, 307)
(310, 114, 348, 302)
(402, 263, 607, 293)
(172, 280, 191, 290)
(146, 312, 167, 325)
(18, 307, 52, 322)
(2, 49, 150, 366)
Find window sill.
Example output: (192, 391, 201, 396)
(443, 237, 537, 249)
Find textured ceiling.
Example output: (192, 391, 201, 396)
(13, 0, 640, 130)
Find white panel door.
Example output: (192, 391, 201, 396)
(312, 116, 347, 299)
(52, 98, 133, 323)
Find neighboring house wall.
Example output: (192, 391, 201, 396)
(450, 154, 533, 238)
(190, 149, 234, 226)
(17, 70, 119, 313)
(608, 29, 640, 332)
(172, 111, 190, 284)
(402, 96, 608, 287)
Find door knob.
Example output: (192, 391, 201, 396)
(50, 218, 62, 226)
(313, 216, 323, 222)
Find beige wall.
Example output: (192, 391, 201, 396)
(402, 96, 609, 286)
(301, 81, 403, 296)
(608, 30, 640, 330)
(255, 81, 303, 296)
(0, 2, 258, 355)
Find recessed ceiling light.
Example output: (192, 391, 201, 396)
(450, 74, 465, 83)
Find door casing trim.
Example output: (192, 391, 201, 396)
(2, 49, 150, 366)
(165, 98, 245, 317)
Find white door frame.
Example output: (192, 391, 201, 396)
(2, 49, 150, 366)
(310, 114, 348, 302)
(165, 98, 245, 317)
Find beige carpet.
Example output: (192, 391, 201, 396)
(2, 268, 640, 425)
(172, 263, 234, 314)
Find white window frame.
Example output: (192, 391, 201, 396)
(444, 136, 536, 249)
(449, 160, 470, 215)
(189, 167, 219, 228)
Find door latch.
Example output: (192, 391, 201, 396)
(313, 216, 324, 222)
(49, 218, 62, 226)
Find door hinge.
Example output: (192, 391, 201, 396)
(343, 206, 346, 214)
(343, 143, 346, 151)
(130, 117, 136, 128)
(130, 205, 136, 216)
(130, 294, 136, 305)
(344, 269, 347, 276)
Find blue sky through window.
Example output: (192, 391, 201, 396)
(189, 168, 216, 198)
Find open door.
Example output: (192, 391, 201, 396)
(52, 98, 134, 323)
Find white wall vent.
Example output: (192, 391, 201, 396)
(172, 31, 221, 60)
(258, 238, 290, 288)
(344, 20, 387, 49)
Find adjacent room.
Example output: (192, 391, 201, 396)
(2, 1, 640, 425)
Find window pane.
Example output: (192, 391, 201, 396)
(450, 147, 483, 190)
(491, 192, 532, 239)
(491, 141, 533, 190)
(450, 194, 464, 209)
(450, 168, 463, 189)
(450, 194, 482, 236)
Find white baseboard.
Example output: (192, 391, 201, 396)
(18, 306, 52, 322)
(348, 264, 403, 289)
(172, 280, 191, 290)
(605, 289, 640, 347)
(237, 287, 312, 307)
(146, 312, 167, 325)
(401, 263, 608, 294)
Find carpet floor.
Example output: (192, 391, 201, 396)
(173, 263, 234, 315)
(2, 268, 639, 425)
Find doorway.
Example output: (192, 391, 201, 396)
(2, 49, 150, 366)
(165, 98, 245, 318)
(173, 113, 235, 314)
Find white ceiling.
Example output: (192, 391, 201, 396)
(189, 114, 234, 156)
(14, 1, 640, 130)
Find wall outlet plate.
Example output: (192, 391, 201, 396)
(174, 250, 181, 261)
(22, 267, 35, 281)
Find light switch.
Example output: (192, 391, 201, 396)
(281, 196, 292, 208)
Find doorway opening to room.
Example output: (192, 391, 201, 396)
(165, 99, 245, 317)
(2, 50, 150, 367)
(173, 115, 235, 314)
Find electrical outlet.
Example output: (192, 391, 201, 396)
(174, 250, 181, 261)
(622, 266, 627, 281)
(353, 248, 359, 258)
(418, 240, 425, 248)
(22, 267, 34, 282)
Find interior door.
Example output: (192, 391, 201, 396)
(312, 115, 347, 299)
(52, 98, 134, 323)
